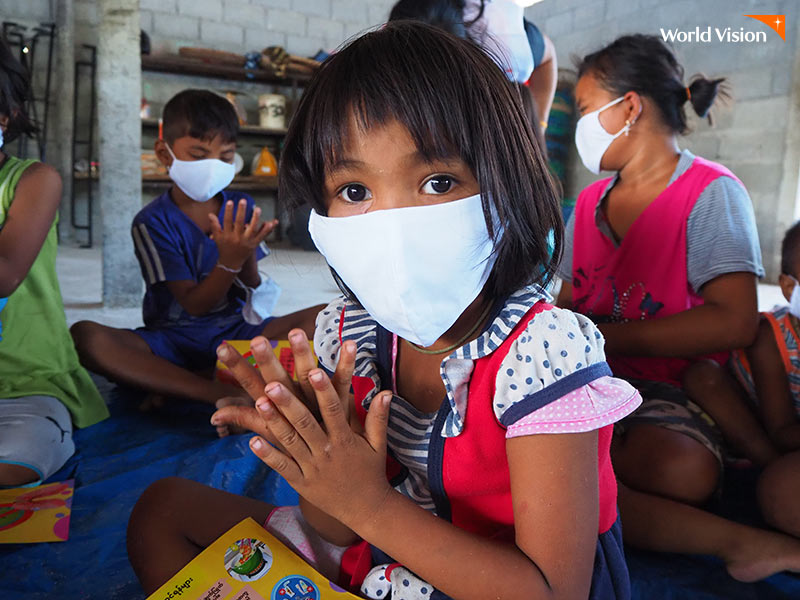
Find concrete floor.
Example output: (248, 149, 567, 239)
(56, 243, 787, 327)
(57, 242, 340, 328)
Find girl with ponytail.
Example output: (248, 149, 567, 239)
(558, 34, 800, 581)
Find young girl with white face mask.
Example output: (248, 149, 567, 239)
(559, 34, 800, 583)
(128, 22, 644, 600)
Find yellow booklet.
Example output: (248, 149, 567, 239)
(0, 479, 74, 543)
(215, 340, 316, 386)
(147, 517, 360, 600)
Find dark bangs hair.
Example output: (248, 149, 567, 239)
(279, 21, 562, 301)
(577, 34, 728, 134)
(0, 37, 37, 144)
(161, 89, 238, 145)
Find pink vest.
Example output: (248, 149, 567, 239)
(340, 302, 619, 588)
(572, 156, 738, 385)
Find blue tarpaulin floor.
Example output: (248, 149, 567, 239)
(2, 378, 800, 599)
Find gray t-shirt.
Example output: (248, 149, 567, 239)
(557, 150, 764, 294)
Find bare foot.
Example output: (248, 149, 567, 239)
(725, 526, 800, 582)
(138, 393, 166, 412)
(213, 397, 254, 437)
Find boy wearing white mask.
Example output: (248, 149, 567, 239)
(71, 90, 323, 429)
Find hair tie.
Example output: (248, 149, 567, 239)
(685, 86, 692, 102)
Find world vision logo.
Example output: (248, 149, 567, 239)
(660, 14, 786, 43)
(744, 15, 786, 40)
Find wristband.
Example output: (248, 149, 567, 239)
(215, 262, 242, 274)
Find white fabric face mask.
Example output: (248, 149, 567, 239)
(166, 144, 235, 202)
(241, 274, 282, 325)
(574, 96, 630, 175)
(789, 277, 800, 319)
(308, 193, 498, 347)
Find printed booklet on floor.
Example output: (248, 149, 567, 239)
(0, 479, 74, 543)
(215, 340, 315, 386)
(147, 517, 359, 600)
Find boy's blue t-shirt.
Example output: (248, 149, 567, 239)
(131, 189, 266, 329)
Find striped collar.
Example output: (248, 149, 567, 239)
(449, 286, 551, 361)
(340, 285, 551, 437)
(438, 285, 551, 436)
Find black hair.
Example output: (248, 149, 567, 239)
(781, 221, 800, 276)
(161, 89, 238, 145)
(576, 34, 728, 134)
(0, 36, 37, 144)
(279, 21, 562, 302)
(388, 0, 468, 38)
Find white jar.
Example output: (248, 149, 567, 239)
(258, 93, 287, 130)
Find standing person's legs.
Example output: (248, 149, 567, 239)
(0, 395, 74, 487)
(127, 477, 275, 594)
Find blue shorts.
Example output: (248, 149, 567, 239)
(133, 316, 274, 370)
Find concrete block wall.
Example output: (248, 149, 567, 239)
(1, 0, 396, 247)
(140, 0, 397, 57)
(5, 0, 800, 284)
(0, 0, 54, 23)
(136, 0, 398, 228)
(525, 0, 800, 281)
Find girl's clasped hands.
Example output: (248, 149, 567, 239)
(213, 334, 392, 531)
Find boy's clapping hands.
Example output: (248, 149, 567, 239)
(209, 198, 276, 271)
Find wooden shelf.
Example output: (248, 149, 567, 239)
(75, 172, 278, 192)
(142, 54, 311, 85)
(141, 117, 287, 137)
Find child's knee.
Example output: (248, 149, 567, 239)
(131, 477, 187, 519)
(128, 477, 189, 543)
(758, 452, 800, 536)
(614, 426, 719, 504)
(70, 320, 103, 353)
(682, 359, 726, 396)
(0, 462, 40, 487)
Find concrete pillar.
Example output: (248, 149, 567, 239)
(767, 14, 800, 280)
(97, 0, 141, 306)
(55, 0, 75, 242)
